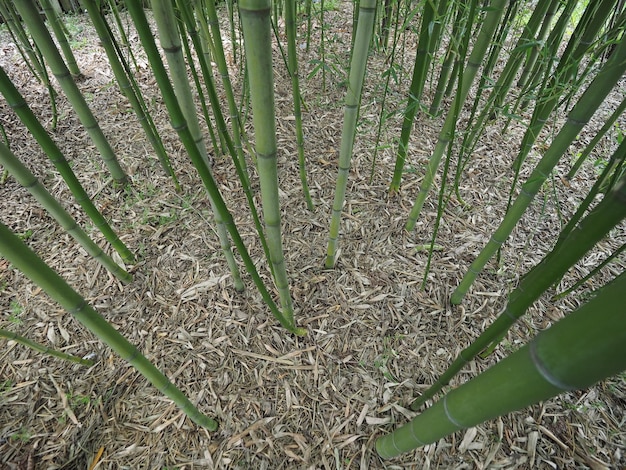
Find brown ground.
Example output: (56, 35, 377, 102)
(0, 4, 625, 469)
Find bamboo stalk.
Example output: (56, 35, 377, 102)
(325, 0, 378, 268)
(0, 328, 95, 366)
(239, 0, 296, 319)
(0, 65, 135, 264)
(285, 0, 315, 210)
(82, 0, 179, 189)
(40, 0, 82, 78)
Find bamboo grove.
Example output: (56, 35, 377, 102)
(0, 0, 624, 460)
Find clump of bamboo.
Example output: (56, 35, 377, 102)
(123, 0, 303, 335)
(377, 269, 626, 458)
(150, 0, 244, 292)
(0, 140, 132, 283)
(0, 65, 135, 265)
(451, 34, 626, 304)
(14, 0, 129, 184)
(416, 169, 626, 408)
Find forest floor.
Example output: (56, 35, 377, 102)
(0, 4, 625, 469)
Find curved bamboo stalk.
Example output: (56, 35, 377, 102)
(13, 0, 128, 184)
(0, 141, 132, 283)
(0, 220, 218, 430)
(0, 65, 135, 265)
(0, 328, 95, 367)
(450, 35, 626, 304)
(377, 270, 626, 458)
(239, 0, 296, 319)
(414, 170, 626, 408)
(325, 0, 378, 269)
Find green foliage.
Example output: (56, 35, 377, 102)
(8, 300, 23, 324)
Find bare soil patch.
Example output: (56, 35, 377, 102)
(1, 5, 625, 469)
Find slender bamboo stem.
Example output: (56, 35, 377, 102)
(285, 0, 315, 210)
(192, 0, 274, 268)
(567, 94, 626, 180)
(239, 0, 296, 319)
(82, 0, 179, 189)
(0, 328, 95, 366)
(0, 221, 218, 430)
(40, 0, 82, 78)
(325, 0, 378, 268)
(389, 0, 449, 193)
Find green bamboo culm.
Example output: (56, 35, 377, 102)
(122, 1, 304, 335)
(150, 0, 244, 292)
(13, 0, 128, 184)
(450, 32, 626, 305)
(0, 328, 95, 367)
(0, 141, 132, 283)
(0, 65, 135, 265)
(39, 0, 82, 78)
(0, 221, 218, 431)
(200, 0, 248, 173)
(405, 0, 508, 231)
(285, 0, 315, 210)
(376, 269, 626, 458)
(413, 170, 626, 409)
(81, 0, 179, 189)
(325, 0, 378, 269)
(239, 0, 296, 318)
